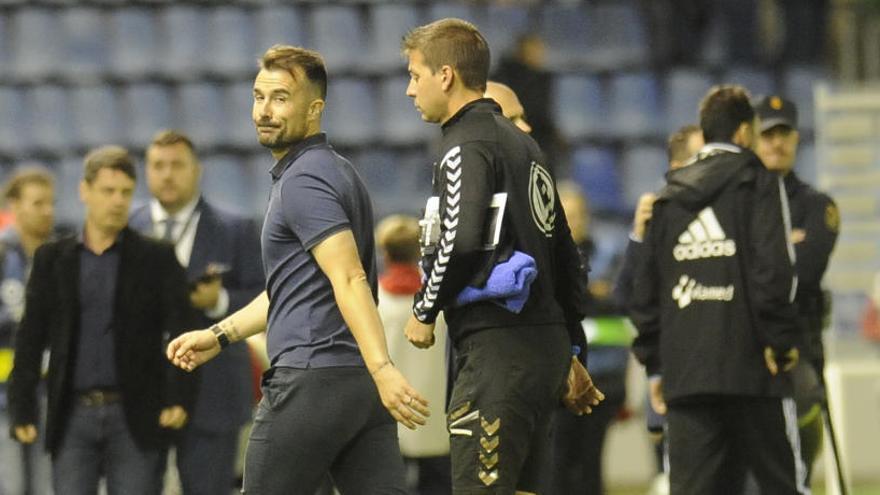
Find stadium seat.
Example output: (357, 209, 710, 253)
(60, 7, 109, 82)
(540, 4, 591, 69)
(70, 86, 123, 150)
(783, 65, 828, 133)
(426, 3, 484, 28)
(10, 8, 60, 81)
(722, 66, 776, 99)
(27, 86, 76, 153)
(609, 72, 662, 139)
(225, 81, 258, 149)
(664, 68, 715, 133)
(570, 146, 624, 213)
(200, 155, 255, 217)
(795, 141, 817, 185)
(159, 6, 211, 79)
(254, 5, 306, 54)
(587, 3, 649, 70)
(120, 83, 175, 149)
(310, 6, 365, 73)
(368, 4, 421, 73)
(619, 144, 668, 209)
(483, 4, 532, 64)
(377, 76, 433, 146)
(207, 7, 257, 78)
(0, 86, 32, 156)
(110, 8, 160, 80)
(322, 78, 377, 146)
(553, 74, 607, 141)
(175, 83, 226, 150)
(56, 157, 87, 226)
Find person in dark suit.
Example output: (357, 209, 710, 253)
(129, 130, 264, 495)
(8, 145, 193, 495)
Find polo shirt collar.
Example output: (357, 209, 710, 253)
(269, 133, 329, 181)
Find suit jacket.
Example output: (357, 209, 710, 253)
(8, 228, 194, 453)
(130, 198, 264, 432)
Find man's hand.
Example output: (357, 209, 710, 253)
(764, 346, 799, 375)
(790, 228, 806, 244)
(167, 329, 221, 372)
(405, 316, 436, 349)
(14, 424, 37, 444)
(370, 363, 430, 430)
(159, 406, 188, 429)
(632, 193, 657, 241)
(649, 376, 667, 415)
(562, 357, 605, 415)
(190, 278, 222, 310)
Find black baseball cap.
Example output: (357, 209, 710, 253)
(755, 95, 798, 132)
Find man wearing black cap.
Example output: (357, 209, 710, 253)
(755, 95, 839, 484)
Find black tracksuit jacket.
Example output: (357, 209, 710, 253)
(630, 143, 799, 403)
(412, 99, 589, 350)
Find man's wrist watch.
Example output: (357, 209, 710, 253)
(211, 325, 230, 349)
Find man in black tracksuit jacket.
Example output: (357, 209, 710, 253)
(402, 19, 602, 494)
(630, 86, 810, 494)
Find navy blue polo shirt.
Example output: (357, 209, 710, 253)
(73, 233, 121, 391)
(261, 133, 377, 369)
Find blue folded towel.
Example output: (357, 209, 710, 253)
(455, 251, 537, 313)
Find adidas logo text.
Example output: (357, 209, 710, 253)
(673, 207, 737, 261)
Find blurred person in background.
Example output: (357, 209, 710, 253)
(755, 95, 839, 488)
(130, 130, 264, 495)
(550, 181, 631, 495)
(166, 45, 428, 495)
(630, 86, 807, 494)
(8, 146, 193, 495)
(614, 124, 704, 495)
(377, 214, 451, 495)
(402, 18, 602, 494)
(0, 167, 55, 495)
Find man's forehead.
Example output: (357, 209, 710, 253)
(254, 69, 297, 91)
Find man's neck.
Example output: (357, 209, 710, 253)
(83, 221, 120, 255)
(160, 194, 199, 217)
(14, 226, 48, 259)
(441, 89, 485, 125)
(270, 128, 321, 161)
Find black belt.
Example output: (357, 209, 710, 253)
(76, 389, 122, 407)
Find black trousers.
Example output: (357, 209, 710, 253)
(242, 366, 407, 495)
(667, 396, 810, 495)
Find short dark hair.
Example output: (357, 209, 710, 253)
(667, 124, 702, 163)
(401, 18, 490, 93)
(2, 166, 54, 203)
(259, 45, 328, 100)
(150, 129, 197, 155)
(376, 215, 421, 264)
(699, 85, 755, 143)
(83, 145, 136, 184)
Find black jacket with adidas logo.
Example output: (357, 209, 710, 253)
(630, 143, 799, 403)
(412, 99, 589, 348)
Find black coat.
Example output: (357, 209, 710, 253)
(8, 227, 194, 453)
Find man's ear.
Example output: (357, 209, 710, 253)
(439, 65, 455, 92)
(308, 99, 325, 118)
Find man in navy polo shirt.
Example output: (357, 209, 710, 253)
(166, 45, 428, 494)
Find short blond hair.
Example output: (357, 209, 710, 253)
(2, 166, 54, 203)
(401, 18, 490, 93)
(83, 145, 136, 184)
(376, 215, 420, 264)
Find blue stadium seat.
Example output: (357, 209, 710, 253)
(175, 83, 226, 150)
(0, 15, 9, 73)
(426, 3, 484, 28)
(207, 7, 257, 78)
(795, 141, 817, 185)
(121, 83, 175, 149)
(722, 66, 776, 99)
(225, 81, 258, 149)
(352, 149, 429, 219)
(377, 76, 433, 146)
(27, 86, 76, 153)
(587, 3, 649, 70)
(552, 75, 607, 141)
(619, 144, 668, 209)
(110, 8, 160, 80)
(10, 8, 61, 81)
(783, 66, 828, 133)
(61, 7, 110, 82)
(609, 72, 662, 139)
(540, 4, 591, 69)
(254, 6, 306, 53)
(664, 68, 715, 133)
(483, 5, 532, 64)
(570, 146, 623, 213)
(310, 6, 365, 73)
(70, 86, 123, 150)
(57, 157, 87, 226)
(368, 4, 421, 73)
(0, 86, 32, 155)
(201, 155, 255, 217)
(247, 152, 273, 219)
(322, 78, 377, 146)
(159, 6, 210, 79)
